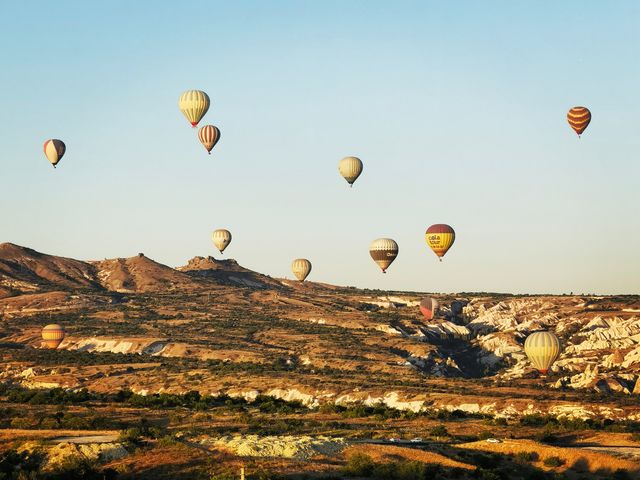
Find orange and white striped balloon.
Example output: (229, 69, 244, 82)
(43, 139, 66, 168)
(41, 324, 66, 349)
(198, 125, 221, 154)
(567, 106, 591, 136)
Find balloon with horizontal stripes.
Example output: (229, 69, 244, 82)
(524, 331, 561, 374)
(198, 125, 221, 154)
(369, 238, 399, 273)
(425, 224, 455, 261)
(419, 297, 439, 321)
(43, 139, 66, 168)
(42, 324, 65, 349)
(212, 229, 232, 254)
(338, 156, 363, 187)
(179, 90, 210, 127)
(291, 258, 312, 282)
(567, 106, 591, 137)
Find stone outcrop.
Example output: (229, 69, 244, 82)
(208, 435, 346, 459)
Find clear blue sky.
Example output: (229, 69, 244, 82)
(1, 1, 639, 294)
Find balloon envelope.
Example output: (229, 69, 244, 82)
(369, 238, 398, 273)
(291, 258, 312, 281)
(338, 156, 363, 186)
(42, 324, 65, 349)
(567, 106, 591, 136)
(425, 224, 455, 260)
(524, 331, 561, 374)
(198, 125, 221, 154)
(419, 297, 439, 320)
(179, 90, 210, 127)
(212, 229, 232, 253)
(43, 139, 66, 168)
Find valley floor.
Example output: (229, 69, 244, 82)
(1, 392, 640, 479)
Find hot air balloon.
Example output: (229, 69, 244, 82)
(212, 229, 232, 254)
(369, 238, 398, 273)
(567, 106, 591, 137)
(42, 324, 65, 349)
(425, 224, 455, 261)
(524, 331, 561, 374)
(419, 297, 439, 321)
(43, 139, 66, 168)
(198, 125, 221, 154)
(179, 90, 210, 127)
(338, 156, 363, 187)
(291, 258, 312, 282)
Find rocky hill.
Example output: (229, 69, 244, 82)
(177, 256, 282, 289)
(0, 243, 101, 296)
(0, 243, 272, 297)
(459, 297, 640, 393)
(91, 254, 202, 293)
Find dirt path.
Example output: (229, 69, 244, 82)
(51, 434, 119, 444)
(572, 444, 640, 460)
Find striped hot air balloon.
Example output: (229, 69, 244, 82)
(179, 90, 210, 127)
(419, 297, 439, 321)
(291, 258, 312, 282)
(43, 139, 66, 168)
(524, 331, 561, 375)
(41, 324, 66, 349)
(369, 238, 398, 273)
(425, 224, 455, 261)
(338, 156, 363, 187)
(198, 125, 221, 154)
(567, 106, 591, 137)
(212, 229, 232, 254)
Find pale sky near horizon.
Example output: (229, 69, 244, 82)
(1, 1, 639, 295)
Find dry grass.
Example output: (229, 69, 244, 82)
(343, 444, 475, 470)
(459, 438, 640, 477)
(106, 443, 335, 479)
(105, 444, 214, 479)
(582, 431, 640, 447)
(0, 429, 118, 442)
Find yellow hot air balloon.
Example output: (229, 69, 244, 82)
(42, 324, 66, 349)
(291, 258, 312, 282)
(338, 156, 363, 187)
(425, 224, 455, 261)
(369, 238, 398, 273)
(198, 125, 221, 154)
(212, 229, 232, 254)
(179, 90, 210, 127)
(43, 139, 66, 168)
(524, 331, 561, 374)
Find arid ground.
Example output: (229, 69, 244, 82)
(1, 243, 640, 479)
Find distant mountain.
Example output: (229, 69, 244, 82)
(0, 243, 279, 297)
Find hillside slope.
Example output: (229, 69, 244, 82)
(0, 243, 101, 296)
(91, 254, 203, 293)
